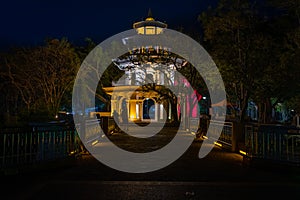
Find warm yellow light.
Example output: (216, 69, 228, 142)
(145, 26, 155, 34)
(239, 150, 247, 155)
(136, 27, 145, 34)
(214, 142, 222, 147)
(145, 17, 154, 21)
(191, 131, 196, 135)
(92, 140, 99, 146)
(69, 151, 75, 155)
(156, 27, 163, 34)
(136, 26, 161, 35)
(203, 136, 208, 140)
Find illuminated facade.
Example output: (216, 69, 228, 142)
(103, 11, 200, 123)
(133, 9, 167, 35)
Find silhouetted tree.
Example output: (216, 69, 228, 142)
(3, 38, 81, 121)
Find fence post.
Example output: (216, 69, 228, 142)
(2, 134, 6, 167)
(231, 122, 241, 152)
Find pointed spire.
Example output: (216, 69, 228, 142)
(145, 8, 154, 21)
(147, 8, 152, 18)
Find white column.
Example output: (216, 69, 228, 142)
(155, 103, 158, 122)
(127, 70, 132, 85)
(160, 104, 164, 120)
(126, 98, 130, 119)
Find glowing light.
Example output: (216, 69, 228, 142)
(214, 142, 222, 147)
(191, 131, 196, 135)
(159, 104, 163, 119)
(145, 17, 154, 21)
(92, 140, 99, 146)
(146, 26, 155, 34)
(136, 103, 139, 119)
(203, 136, 208, 140)
(239, 150, 247, 155)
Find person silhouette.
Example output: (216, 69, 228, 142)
(113, 110, 120, 133)
(121, 108, 129, 131)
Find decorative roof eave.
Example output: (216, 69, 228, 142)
(133, 21, 167, 29)
(103, 85, 166, 95)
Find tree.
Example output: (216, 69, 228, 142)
(199, 0, 300, 125)
(3, 38, 81, 121)
(0, 51, 22, 126)
(199, 0, 279, 123)
(257, 0, 300, 121)
(76, 40, 125, 112)
(199, 0, 248, 122)
(268, 0, 300, 25)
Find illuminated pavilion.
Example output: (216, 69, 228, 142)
(103, 10, 201, 124)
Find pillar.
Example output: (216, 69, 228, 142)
(231, 122, 242, 152)
(155, 102, 158, 122)
(139, 101, 143, 121)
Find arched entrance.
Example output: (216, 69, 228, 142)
(143, 98, 155, 120)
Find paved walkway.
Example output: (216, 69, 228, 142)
(1, 125, 300, 199)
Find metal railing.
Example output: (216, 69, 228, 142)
(245, 124, 300, 164)
(208, 121, 233, 147)
(0, 127, 81, 169)
(0, 117, 118, 170)
(75, 118, 115, 146)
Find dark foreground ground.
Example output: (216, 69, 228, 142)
(1, 126, 300, 200)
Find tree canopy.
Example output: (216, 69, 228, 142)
(199, 0, 300, 123)
(1, 38, 81, 123)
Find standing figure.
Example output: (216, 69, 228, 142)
(113, 110, 120, 133)
(121, 108, 129, 131)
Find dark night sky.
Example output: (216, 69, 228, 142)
(0, 0, 218, 49)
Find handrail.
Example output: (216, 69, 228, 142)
(0, 129, 81, 169)
(244, 124, 300, 164)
